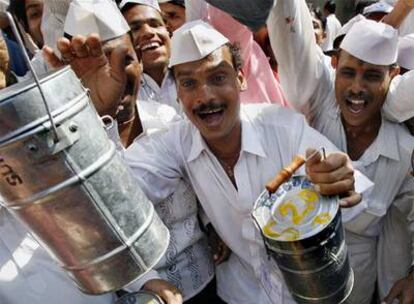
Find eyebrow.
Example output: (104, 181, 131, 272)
(129, 17, 162, 27)
(175, 61, 231, 78)
(25, 3, 41, 11)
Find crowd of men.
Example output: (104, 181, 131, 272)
(0, 0, 414, 303)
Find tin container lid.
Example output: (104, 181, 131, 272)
(253, 175, 339, 242)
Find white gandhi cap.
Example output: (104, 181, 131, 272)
(118, 0, 161, 12)
(169, 20, 229, 68)
(64, 0, 130, 41)
(397, 34, 414, 70)
(363, 1, 393, 16)
(340, 18, 398, 65)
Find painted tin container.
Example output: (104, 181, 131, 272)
(253, 175, 353, 304)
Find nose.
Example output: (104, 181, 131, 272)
(140, 23, 155, 40)
(195, 83, 215, 105)
(348, 76, 366, 96)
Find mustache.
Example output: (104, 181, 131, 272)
(344, 91, 370, 101)
(193, 102, 226, 114)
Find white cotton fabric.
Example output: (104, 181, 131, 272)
(64, 0, 130, 41)
(169, 20, 229, 67)
(118, 0, 161, 12)
(363, 1, 393, 16)
(268, 0, 414, 302)
(340, 18, 398, 65)
(397, 34, 414, 70)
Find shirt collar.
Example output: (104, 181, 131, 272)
(141, 70, 173, 91)
(360, 118, 400, 164)
(187, 109, 267, 162)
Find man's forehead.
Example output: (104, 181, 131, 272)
(125, 3, 163, 21)
(339, 50, 388, 70)
(25, 0, 43, 9)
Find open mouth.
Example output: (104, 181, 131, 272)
(139, 41, 162, 52)
(195, 105, 226, 128)
(345, 98, 368, 114)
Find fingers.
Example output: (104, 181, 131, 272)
(57, 37, 74, 63)
(144, 279, 183, 304)
(42, 46, 64, 69)
(339, 191, 362, 208)
(213, 242, 231, 265)
(72, 35, 89, 58)
(160, 289, 183, 304)
(305, 148, 322, 167)
(306, 149, 348, 174)
(306, 150, 355, 196)
(383, 281, 403, 304)
(86, 34, 104, 57)
(307, 163, 354, 185)
(56, 34, 104, 63)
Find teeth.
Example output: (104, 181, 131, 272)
(140, 41, 160, 51)
(348, 99, 365, 105)
(199, 108, 222, 115)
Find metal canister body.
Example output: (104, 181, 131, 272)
(253, 176, 353, 304)
(0, 67, 169, 294)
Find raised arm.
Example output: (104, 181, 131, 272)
(267, 0, 334, 119)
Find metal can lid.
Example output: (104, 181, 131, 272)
(252, 175, 339, 242)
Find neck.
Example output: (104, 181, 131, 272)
(145, 64, 168, 87)
(118, 115, 143, 148)
(206, 122, 242, 164)
(117, 105, 143, 148)
(343, 113, 382, 160)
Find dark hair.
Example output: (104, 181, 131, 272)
(355, 0, 377, 15)
(226, 42, 243, 71)
(324, 0, 336, 14)
(311, 7, 327, 31)
(9, 0, 28, 31)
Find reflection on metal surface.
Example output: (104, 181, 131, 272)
(253, 175, 353, 303)
(0, 67, 169, 294)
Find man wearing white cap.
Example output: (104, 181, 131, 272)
(158, 0, 186, 32)
(44, 2, 223, 304)
(268, 0, 414, 303)
(117, 0, 181, 114)
(47, 14, 367, 303)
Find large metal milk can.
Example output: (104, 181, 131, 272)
(0, 64, 169, 293)
(253, 175, 354, 304)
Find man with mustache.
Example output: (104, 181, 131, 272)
(46, 18, 366, 303)
(45, 1, 227, 304)
(267, 0, 414, 303)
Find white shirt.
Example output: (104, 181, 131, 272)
(115, 103, 360, 304)
(268, 0, 414, 301)
(0, 208, 115, 304)
(110, 99, 214, 301)
(138, 72, 182, 114)
(321, 14, 342, 51)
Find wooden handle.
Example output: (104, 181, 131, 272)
(266, 156, 306, 194)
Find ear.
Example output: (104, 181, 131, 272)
(389, 65, 401, 79)
(237, 69, 248, 91)
(331, 54, 338, 69)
